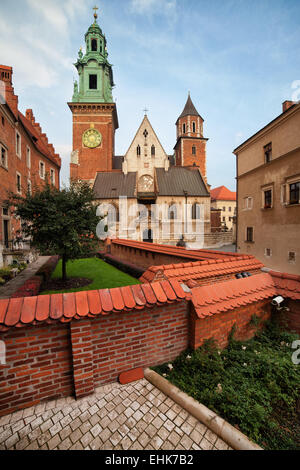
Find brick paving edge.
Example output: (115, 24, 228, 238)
(144, 368, 262, 451)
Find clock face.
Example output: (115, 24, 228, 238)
(138, 175, 154, 192)
(83, 128, 102, 148)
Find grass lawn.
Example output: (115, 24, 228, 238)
(41, 257, 140, 294)
(153, 320, 300, 450)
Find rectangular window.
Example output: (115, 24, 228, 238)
(264, 142, 272, 163)
(16, 173, 21, 193)
(289, 182, 300, 204)
(264, 189, 272, 208)
(27, 179, 32, 195)
(246, 227, 254, 242)
(182, 123, 186, 134)
(223, 206, 226, 212)
(26, 146, 31, 168)
(229, 206, 231, 212)
(89, 74, 97, 90)
(288, 251, 296, 263)
(50, 168, 55, 185)
(192, 146, 196, 155)
(39, 161, 45, 179)
(265, 248, 272, 257)
(192, 122, 196, 133)
(1, 145, 7, 168)
(16, 131, 21, 158)
(244, 197, 253, 210)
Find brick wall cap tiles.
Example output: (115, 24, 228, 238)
(140, 257, 264, 284)
(191, 273, 277, 318)
(0, 280, 187, 331)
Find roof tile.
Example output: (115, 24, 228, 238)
(50, 294, 63, 320)
(20, 296, 37, 324)
(63, 293, 76, 319)
(5, 298, 23, 327)
(110, 288, 125, 311)
(75, 291, 89, 317)
(36, 295, 50, 322)
(87, 290, 102, 315)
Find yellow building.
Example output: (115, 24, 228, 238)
(234, 100, 300, 275)
(210, 186, 236, 231)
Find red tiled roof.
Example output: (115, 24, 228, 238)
(269, 271, 300, 300)
(140, 257, 264, 283)
(210, 186, 236, 201)
(0, 280, 187, 332)
(111, 239, 246, 261)
(191, 273, 276, 318)
(18, 112, 61, 168)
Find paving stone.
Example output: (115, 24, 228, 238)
(59, 425, 72, 441)
(99, 428, 112, 443)
(190, 428, 203, 445)
(26, 439, 40, 450)
(70, 428, 83, 444)
(37, 431, 52, 447)
(215, 437, 229, 450)
(52, 411, 64, 424)
(88, 404, 99, 415)
(108, 420, 119, 433)
(164, 419, 175, 432)
(47, 433, 61, 450)
(151, 435, 164, 449)
(152, 416, 164, 430)
(5, 433, 19, 449)
(15, 436, 30, 450)
(70, 441, 84, 450)
(205, 429, 218, 445)
(40, 419, 53, 433)
(120, 436, 132, 450)
(129, 441, 144, 450)
(168, 430, 181, 447)
(58, 437, 72, 450)
(110, 431, 123, 447)
(181, 421, 193, 435)
(90, 436, 102, 450)
(49, 421, 62, 437)
(132, 410, 143, 421)
(80, 432, 93, 447)
(200, 436, 214, 450)
(145, 423, 157, 438)
(180, 434, 193, 450)
(70, 417, 81, 431)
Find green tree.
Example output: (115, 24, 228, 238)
(8, 180, 100, 281)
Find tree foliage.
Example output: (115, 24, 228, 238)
(8, 180, 100, 280)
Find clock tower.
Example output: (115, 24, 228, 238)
(68, 6, 118, 184)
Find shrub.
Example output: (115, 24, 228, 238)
(154, 321, 300, 450)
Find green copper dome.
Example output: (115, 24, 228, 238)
(72, 8, 114, 104)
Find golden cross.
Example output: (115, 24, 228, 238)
(93, 5, 99, 20)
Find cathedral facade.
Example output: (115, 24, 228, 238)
(69, 10, 211, 246)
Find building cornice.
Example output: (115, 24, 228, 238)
(233, 103, 300, 155)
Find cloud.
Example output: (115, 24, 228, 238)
(130, 0, 177, 22)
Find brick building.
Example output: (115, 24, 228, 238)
(0, 65, 61, 267)
(210, 186, 236, 231)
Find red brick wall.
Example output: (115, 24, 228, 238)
(0, 301, 188, 416)
(190, 300, 272, 350)
(283, 300, 300, 334)
(0, 323, 74, 416)
(90, 302, 189, 386)
(110, 243, 196, 271)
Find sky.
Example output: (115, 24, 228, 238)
(1, 0, 300, 191)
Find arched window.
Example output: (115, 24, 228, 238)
(168, 203, 177, 220)
(137, 145, 141, 156)
(192, 146, 196, 155)
(192, 122, 196, 133)
(91, 39, 97, 51)
(192, 203, 201, 220)
(151, 145, 155, 156)
(183, 123, 186, 134)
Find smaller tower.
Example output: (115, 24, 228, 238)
(174, 94, 208, 180)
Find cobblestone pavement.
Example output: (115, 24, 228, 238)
(0, 379, 231, 450)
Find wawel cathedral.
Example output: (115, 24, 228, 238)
(69, 9, 212, 245)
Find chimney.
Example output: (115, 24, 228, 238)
(0, 65, 18, 118)
(282, 100, 295, 113)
